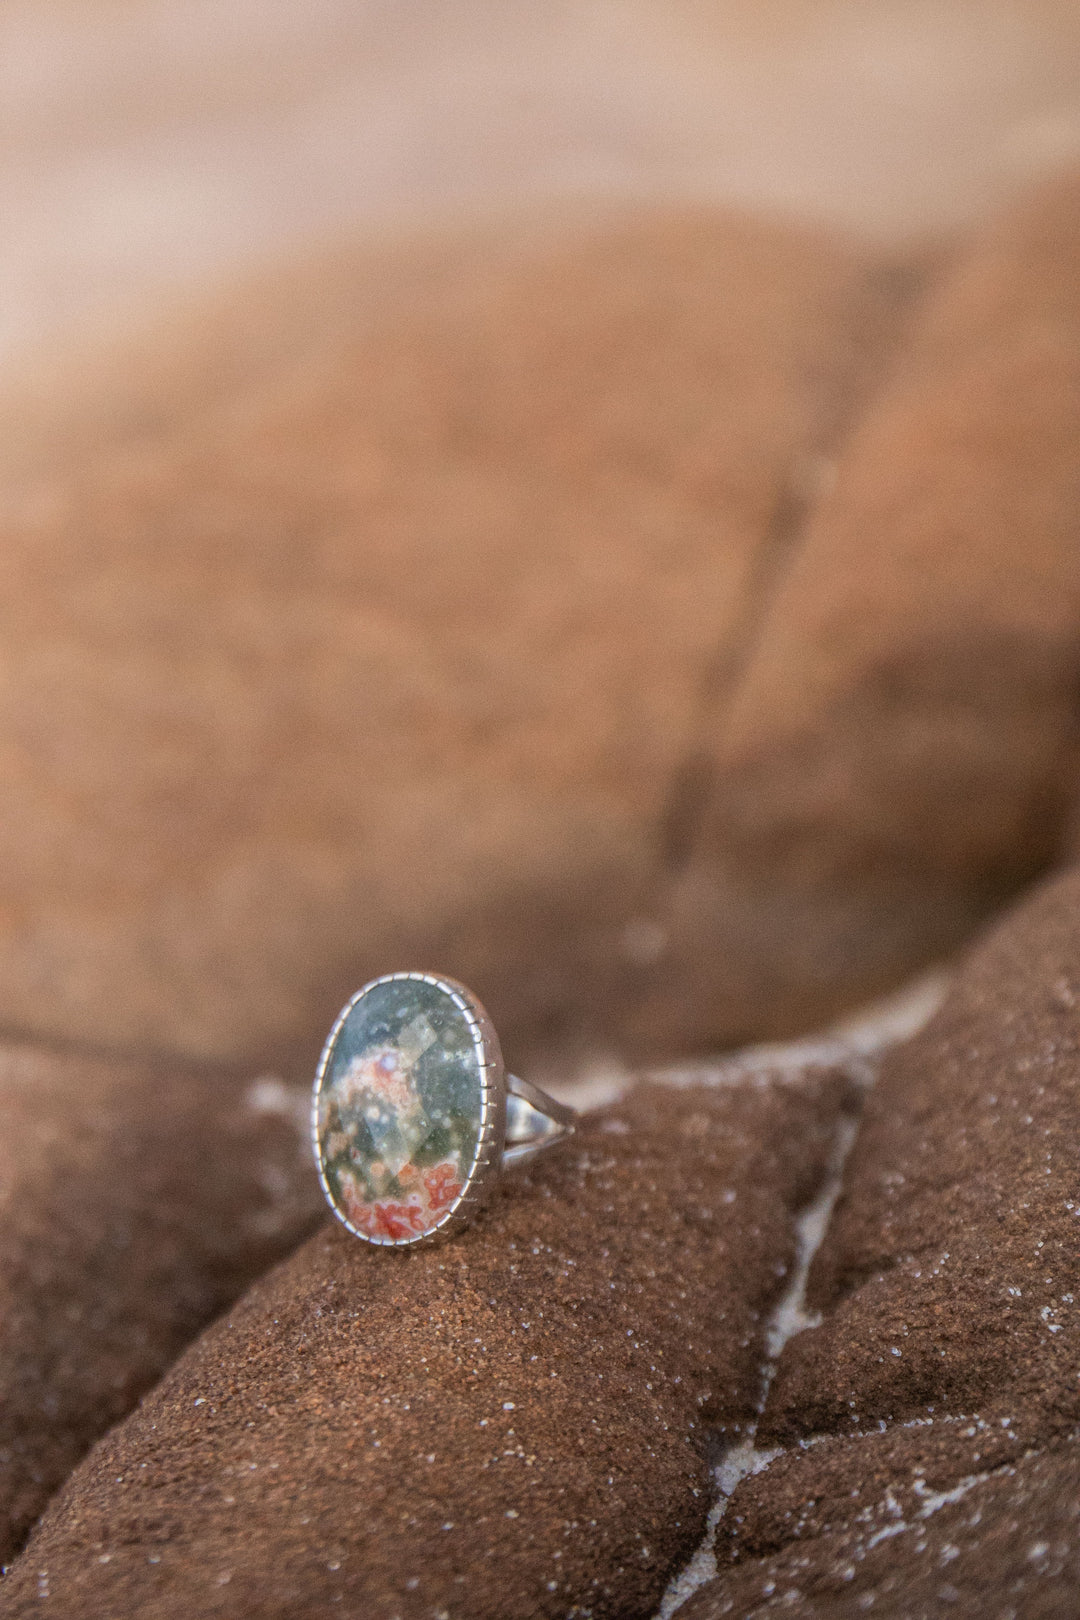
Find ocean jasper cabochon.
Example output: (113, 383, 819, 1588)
(314, 977, 486, 1243)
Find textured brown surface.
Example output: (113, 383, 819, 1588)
(685, 1441, 1080, 1618)
(2, 1069, 855, 1618)
(678, 866, 1080, 1615)
(0, 208, 910, 1073)
(0, 1043, 320, 1569)
(626, 171, 1080, 1057)
(765, 866, 1080, 1445)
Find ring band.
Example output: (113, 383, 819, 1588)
(312, 972, 576, 1247)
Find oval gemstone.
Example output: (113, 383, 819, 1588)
(314, 976, 485, 1243)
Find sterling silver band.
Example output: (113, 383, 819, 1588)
(503, 1073, 577, 1168)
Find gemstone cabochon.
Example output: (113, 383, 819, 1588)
(314, 976, 486, 1243)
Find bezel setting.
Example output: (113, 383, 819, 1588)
(311, 971, 506, 1248)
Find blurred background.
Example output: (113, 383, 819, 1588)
(5, 0, 1080, 1090)
(8, 0, 1080, 363)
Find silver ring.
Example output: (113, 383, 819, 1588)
(311, 971, 576, 1247)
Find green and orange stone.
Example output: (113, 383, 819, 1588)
(313, 972, 576, 1247)
(313, 974, 499, 1244)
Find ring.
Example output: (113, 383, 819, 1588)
(311, 971, 577, 1246)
